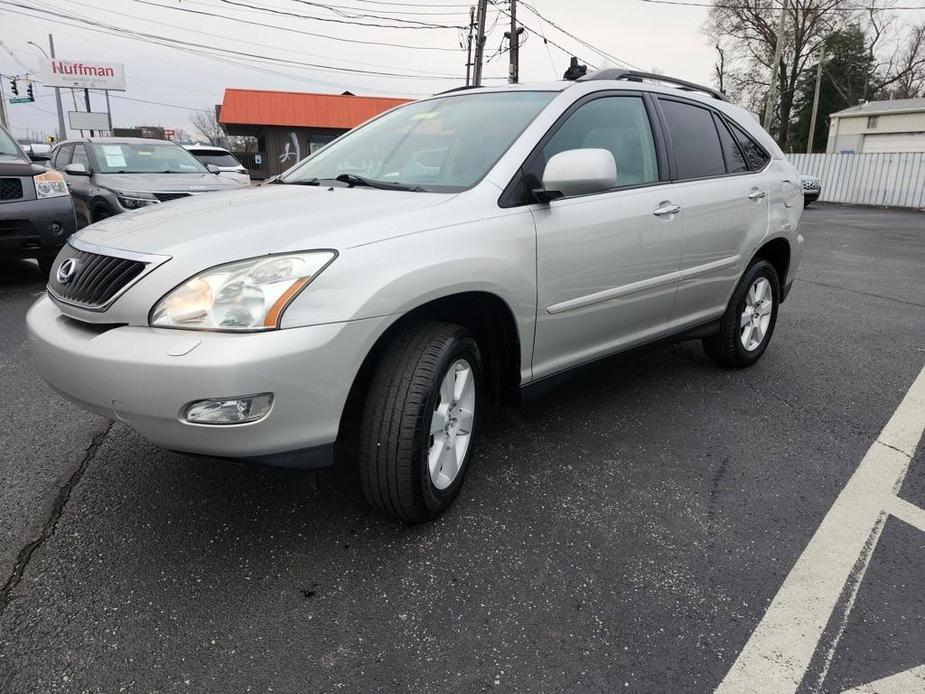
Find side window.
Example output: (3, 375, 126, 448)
(541, 96, 659, 188)
(659, 98, 726, 179)
(53, 145, 72, 170)
(730, 123, 771, 171)
(71, 145, 90, 169)
(714, 116, 748, 174)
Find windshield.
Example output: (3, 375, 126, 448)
(0, 127, 23, 158)
(190, 151, 241, 167)
(90, 142, 209, 174)
(281, 91, 556, 192)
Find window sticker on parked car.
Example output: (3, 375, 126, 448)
(102, 145, 127, 168)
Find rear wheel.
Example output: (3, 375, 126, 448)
(358, 321, 482, 522)
(703, 259, 780, 368)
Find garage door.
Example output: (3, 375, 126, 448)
(861, 132, 925, 153)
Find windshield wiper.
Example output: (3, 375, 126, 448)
(334, 173, 423, 192)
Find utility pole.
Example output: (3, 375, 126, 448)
(505, 0, 525, 84)
(465, 6, 475, 86)
(806, 44, 825, 154)
(48, 35, 66, 141)
(763, 0, 788, 135)
(84, 88, 94, 137)
(0, 79, 9, 129)
(472, 0, 488, 87)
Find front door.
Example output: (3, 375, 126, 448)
(528, 94, 683, 380)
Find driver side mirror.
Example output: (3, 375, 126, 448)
(29, 151, 51, 162)
(206, 164, 221, 174)
(64, 162, 90, 176)
(535, 148, 617, 202)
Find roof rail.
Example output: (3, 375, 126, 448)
(577, 68, 728, 102)
(434, 85, 480, 96)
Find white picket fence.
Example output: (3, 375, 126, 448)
(788, 152, 925, 209)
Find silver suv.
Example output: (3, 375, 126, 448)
(28, 70, 804, 521)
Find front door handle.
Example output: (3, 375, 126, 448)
(748, 189, 767, 201)
(653, 202, 681, 217)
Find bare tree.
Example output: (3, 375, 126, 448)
(706, 0, 848, 147)
(189, 107, 225, 146)
(714, 42, 726, 94)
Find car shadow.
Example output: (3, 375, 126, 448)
(0, 259, 46, 291)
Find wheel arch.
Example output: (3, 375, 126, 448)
(751, 237, 791, 301)
(337, 290, 523, 448)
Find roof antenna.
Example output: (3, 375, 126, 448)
(563, 56, 588, 81)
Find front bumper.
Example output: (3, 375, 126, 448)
(0, 195, 77, 259)
(27, 295, 391, 466)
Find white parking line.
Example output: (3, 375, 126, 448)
(840, 665, 925, 693)
(716, 365, 925, 694)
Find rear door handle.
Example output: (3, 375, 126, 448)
(653, 202, 681, 217)
(748, 189, 767, 201)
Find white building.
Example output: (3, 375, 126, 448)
(826, 98, 925, 153)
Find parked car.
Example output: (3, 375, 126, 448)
(800, 174, 821, 206)
(29, 70, 804, 521)
(0, 123, 76, 276)
(49, 137, 240, 227)
(184, 144, 251, 186)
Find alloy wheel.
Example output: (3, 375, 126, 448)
(427, 358, 475, 490)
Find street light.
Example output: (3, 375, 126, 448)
(26, 41, 48, 58)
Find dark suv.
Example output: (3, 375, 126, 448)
(0, 123, 76, 276)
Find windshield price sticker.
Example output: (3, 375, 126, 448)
(102, 145, 126, 168)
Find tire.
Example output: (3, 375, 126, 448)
(703, 259, 780, 368)
(36, 256, 55, 278)
(803, 196, 813, 208)
(358, 321, 483, 522)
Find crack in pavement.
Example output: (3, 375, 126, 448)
(796, 278, 925, 309)
(0, 422, 113, 614)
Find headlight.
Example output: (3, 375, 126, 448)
(33, 170, 69, 199)
(150, 252, 336, 331)
(114, 191, 159, 210)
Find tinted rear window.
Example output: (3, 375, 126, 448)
(659, 98, 726, 180)
(715, 118, 748, 174)
(190, 151, 240, 167)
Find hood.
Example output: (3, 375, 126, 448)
(74, 183, 458, 260)
(93, 171, 239, 194)
(0, 153, 45, 176)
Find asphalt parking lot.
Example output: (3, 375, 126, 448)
(0, 204, 923, 693)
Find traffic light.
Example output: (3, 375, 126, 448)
(10, 78, 18, 96)
(26, 82, 33, 101)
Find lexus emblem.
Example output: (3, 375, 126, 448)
(56, 258, 79, 284)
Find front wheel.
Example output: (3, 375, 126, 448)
(703, 259, 780, 368)
(358, 321, 482, 522)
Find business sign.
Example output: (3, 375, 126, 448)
(68, 111, 110, 131)
(8, 97, 32, 104)
(39, 58, 127, 91)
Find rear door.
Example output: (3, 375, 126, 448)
(526, 93, 684, 379)
(656, 97, 770, 329)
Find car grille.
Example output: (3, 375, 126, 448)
(802, 179, 820, 191)
(0, 178, 24, 201)
(153, 192, 191, 202)
(47, 245, 147, 309)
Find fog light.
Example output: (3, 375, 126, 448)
(49, 222, 63, 235)
(183, 393, 273, 425)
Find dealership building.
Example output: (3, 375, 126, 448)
(826, 97, 925, 153)
(218, 89, 409, 179)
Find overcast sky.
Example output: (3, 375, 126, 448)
(0, 0, 912, 142)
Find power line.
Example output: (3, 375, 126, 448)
(516, 1, 640, 69)
(638, 0, 925, 10)
(0, 1, 489, 81)
(492, 5, 598, 70)
(0, 4, 440, 96)
(67, 0, 468, 79)
(133, 0, 462, 52)
(216, 0, 464, 28)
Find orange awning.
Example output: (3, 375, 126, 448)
(218, 89, 411, 129)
